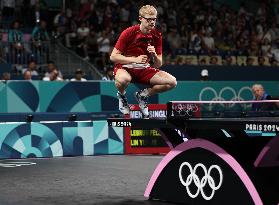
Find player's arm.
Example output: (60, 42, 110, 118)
(153, 53, 163, 68)
(147, 45, 162, 68)
(154, 54, 163, 68)
(147, 32, 163, 68)
(110, 48, 148, 64)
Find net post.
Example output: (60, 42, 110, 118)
(167, 101, 173, 118)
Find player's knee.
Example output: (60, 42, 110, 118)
(116, 76, 131, 86)
(169, 77, 177, 89)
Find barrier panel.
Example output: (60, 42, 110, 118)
(0, 113, 124, 159)
(0, 81, 278, 113)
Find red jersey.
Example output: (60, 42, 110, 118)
(114, 24, 162, 61)
(113, 25, 162, 84)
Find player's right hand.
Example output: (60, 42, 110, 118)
(135, 55, 148, 63)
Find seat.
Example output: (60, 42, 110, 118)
(185, 55, 198, 65)
(237, 56, 247, 66)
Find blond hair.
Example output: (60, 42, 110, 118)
(139, 5, 157, 17)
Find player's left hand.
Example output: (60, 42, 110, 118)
(147, 45, 156, 55)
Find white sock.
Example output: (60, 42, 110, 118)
(139, 88, 149, 97)
(118, 90, 126, 96)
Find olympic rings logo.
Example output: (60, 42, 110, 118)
(199, 86, 253, 109)
(179, 162, 223, 201)
(172, 103, 199, 116)
(199, 86, 253, 101)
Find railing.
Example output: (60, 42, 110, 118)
(0, 39, 103, 80)
(52, 41, 103, 79)
(1, 41, 50, 65)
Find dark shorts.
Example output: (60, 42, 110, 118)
(114, 64, 160, 85)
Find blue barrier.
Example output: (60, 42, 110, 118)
(0, 112, 124, 159)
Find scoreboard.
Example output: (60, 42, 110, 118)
(124, 104, 170, 154)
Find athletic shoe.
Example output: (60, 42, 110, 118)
(117, 92, 130, 115)
(135, 91, 149, 118)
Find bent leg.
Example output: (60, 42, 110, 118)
(148, 71, 177, 96)
(114, 68, 132, 94)
(114, 68, 132, 114)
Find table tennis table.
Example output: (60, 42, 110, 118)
(108, 100, 279, 205)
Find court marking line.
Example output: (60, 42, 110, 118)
(0, 161, 36, 168)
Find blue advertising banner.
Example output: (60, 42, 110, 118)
(0, 120, 124, 159)
(1, 81, 278, 113)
